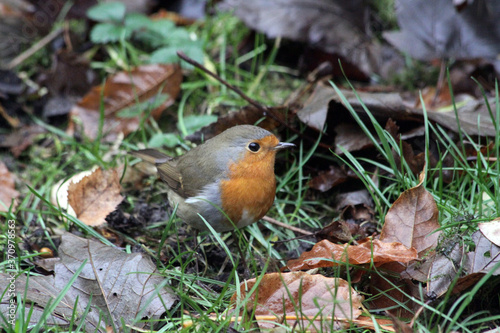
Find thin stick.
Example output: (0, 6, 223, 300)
(262, 216, 313, 236)
(176, 51, 332, 150)
(7, 27, 64, 70)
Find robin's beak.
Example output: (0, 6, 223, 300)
(274, 142, 296, 150)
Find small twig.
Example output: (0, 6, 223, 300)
(177, 51, 265, 111)
(262, 216, 313, 236)
(176, 51, 332, 149)
(7, 27, 64, 70)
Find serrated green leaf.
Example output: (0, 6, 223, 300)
(146, 20, 176, 39)
(90, 23, 130, 44)
(87, 2, 126, 22)
(148, 133, 180, 148)
(149, 44, 204, 69)
(149, 47, 179, 64)
(180, 115, 218, 135)
(124, 13, 151, 31)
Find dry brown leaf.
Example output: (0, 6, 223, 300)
(309, 165, 350, 192)
(380, 172, 441, 257)
(67, 168, 124, 226)
(231, 272, 364, 330)
(0, 233, 176, 331)
(0, 161, 19, 211)
(68, 63, 182, 141)
(286, 239, 417, 271)
(479, 218, 500, 247)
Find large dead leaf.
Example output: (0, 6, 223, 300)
(287, 239, 417, 271)
(219, 0, 392, 78)
(67, 167, 124, 226)
(68, 63, 182, 141)
(301, 84, 499, 140)
(0, 233, 176, 332)
(0, 161, 19, 211)
(231, 272, 364, 330)
(380, 172, 441, 256)
(384, 0, 500, 61)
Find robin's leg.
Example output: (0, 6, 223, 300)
(232, 230, 251, 279)
(192, 229, 198, 274)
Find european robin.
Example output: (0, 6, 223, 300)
(131, 125, 295, 233)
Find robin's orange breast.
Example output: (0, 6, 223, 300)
(219, 135, 279, 229)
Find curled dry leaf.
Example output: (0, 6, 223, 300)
(380, 172, 441, 256)
(67, 168, 124, 226)
(231, 272, 364, 330)
(0, 161, 19, 211)
(68, 63, 182, 141)
(286, 239, 417, 271)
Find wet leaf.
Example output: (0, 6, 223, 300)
(380, 172, 441, 256)
(67, 168, 124, 227)
(0, 161, 19, 211)
(0, 233, 176, 332)
(231, 272, 363, 330)
(68, 63, 182, 141)
(220, 0, 391, 78)
(384, 0, 500, 61)
(286, 239, 417, 271)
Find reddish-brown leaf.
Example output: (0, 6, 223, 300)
(231, 272, 364, 330)
(0, 162, 19, 211)
(68, 64, 182, 141)
(380, 172, 441, 256)
(286, 239, 417, 271)
(67, 168, 124, 226)
(309, 165, 350, 192)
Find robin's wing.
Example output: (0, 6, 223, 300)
(131, 149, 186, 197)
(156, 161, 186, 197)
(130, 149, 171, 164)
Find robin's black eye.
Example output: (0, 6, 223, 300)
(248, 142, 260, 152)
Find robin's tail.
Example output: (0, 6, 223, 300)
(130, 149, 171, 164)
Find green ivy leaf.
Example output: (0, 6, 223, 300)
(90, 23, 130, 44)
(87, 2, 126, 22)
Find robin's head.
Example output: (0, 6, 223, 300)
(208, 125, 294, 169)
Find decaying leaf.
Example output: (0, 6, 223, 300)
(286, 238, 417, 271)
(309, 164, 350, 192)
(219, 0, 393, 78)
(0, 161, 19, 211)
(380, 172, 441, 256)
(384, 0, 500, 61)
(231, 272, 364, 330)
(68, 63, 182, 141)
(467, 230, 500, 276)
(0, 233, 176, 332)
(67, 168, 124, 226)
